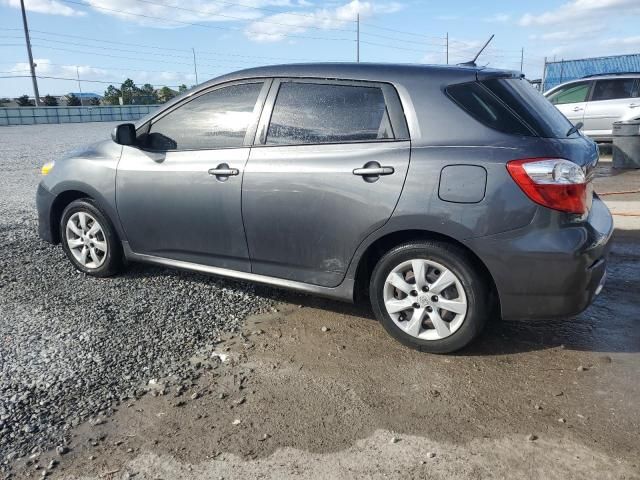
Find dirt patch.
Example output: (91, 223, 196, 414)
(10, 275, 639, 479)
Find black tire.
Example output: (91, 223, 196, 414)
(60, 198, 123, 277)
(370, 240, 489, 353)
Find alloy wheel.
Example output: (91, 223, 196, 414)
(383, 259, 467, 340)
(65, 212, 108, 269)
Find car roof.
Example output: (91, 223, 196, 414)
(198, 62, 514, 88)
(135, 62, 520, 129)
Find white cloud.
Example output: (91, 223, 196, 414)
(9, 58, 108, 77)
(528, 25, 605, 43)
(602, 35, 640, 48)
(3, 0, 84, 16)
(245, 0, 404, 42)
(519, 0, 640, 27)
(482, 13, 510, 23)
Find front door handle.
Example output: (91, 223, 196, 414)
(572, 106, 583, 112)
(208, 163, 239, 181)
(629, 103, 640, 109)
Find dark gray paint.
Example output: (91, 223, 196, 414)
(37, 63, 613, 321)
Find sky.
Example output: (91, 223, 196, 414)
(1, 0, 640, 98)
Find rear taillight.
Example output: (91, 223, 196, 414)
(506, 158, 588, 214)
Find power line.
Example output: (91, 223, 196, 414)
(0, 28, 330, 62)
(359, 30, 445, 47)
(0, 74, 185, 88)
(359, 21, 445, 41)
(12, 43, 253, 71)
(359, 39, 442, 54)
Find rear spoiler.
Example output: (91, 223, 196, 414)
(476, 69, 523, 82)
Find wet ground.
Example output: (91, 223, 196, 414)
(2, 125, 639, 479)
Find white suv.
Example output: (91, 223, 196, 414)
(544, 73, 640, 142)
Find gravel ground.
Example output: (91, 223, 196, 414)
(0, 123, 277, 470)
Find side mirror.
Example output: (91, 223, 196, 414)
(111, 123, 136, 146)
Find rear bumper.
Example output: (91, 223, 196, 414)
(468, 196, 614, 320)
(36, 183, 56, 244)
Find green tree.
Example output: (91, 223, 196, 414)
(66, 93, 81, 106)
(17, 95, 34, 107)
(137, 83, 158, 104)
(120, 78, 138, 105)
(103, 85, 121, 105)
(178, 84, 188, 93)
(0, 98, 10, 107)
(43, 94, 58, 106)
(158, 86, 176, 103)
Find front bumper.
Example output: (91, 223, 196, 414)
(36, 183, 57, 244)
(468, 196, 614, 320)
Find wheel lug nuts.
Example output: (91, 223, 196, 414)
(422, 286, 429, 292)
(426, 306, 433, 312)
(410, 290, 418, 296)
(412, 303, 420, 309)
(431, 296, 438, 302)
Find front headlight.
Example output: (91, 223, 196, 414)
(41, 161, 55, 175)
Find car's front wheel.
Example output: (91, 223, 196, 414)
(370, 240, 489, 353)
(60, 199, 123, 277)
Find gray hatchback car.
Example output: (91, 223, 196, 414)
(37, 63, 613, 353)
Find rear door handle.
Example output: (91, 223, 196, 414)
(208, 163, 239, 181)
(630, 103, 640, 108)
(572, 106, 583, 112)
(353, 166, 395, 176)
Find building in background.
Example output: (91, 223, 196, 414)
(543, 54, 640, 92)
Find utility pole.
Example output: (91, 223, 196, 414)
(76, 66, 84, 106)
(356, 14, 360, 63)
(542, 56, 547, 92)
(192, 47, 199, 85)
(445, 32, 449, 65)
(19, 0, 40, 106)
(520, 47, 524, 73)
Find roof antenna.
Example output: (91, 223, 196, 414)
(459, 34, 494, 67)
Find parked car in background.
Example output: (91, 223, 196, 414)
(544, 73, 640, 141)
(37, 63, 613, 353)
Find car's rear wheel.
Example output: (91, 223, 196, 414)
(370, 240, 489, 353)
(60, 199, 123, 277)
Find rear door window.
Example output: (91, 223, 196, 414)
(266, 82, 394, 145)
(591, 79, 638, 101)
(546, 82, 591, 105)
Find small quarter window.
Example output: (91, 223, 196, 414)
(266, 82, 394, 145)
(447, 81, 533, 136)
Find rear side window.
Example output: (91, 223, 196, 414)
(447, 81, 532, 136)
(266, 82, 394, 145)
(546, 82, 590, 105)
(145, 82, 263, 150)
(448, 78, 575, 138)
(591, 79, 638, 101)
